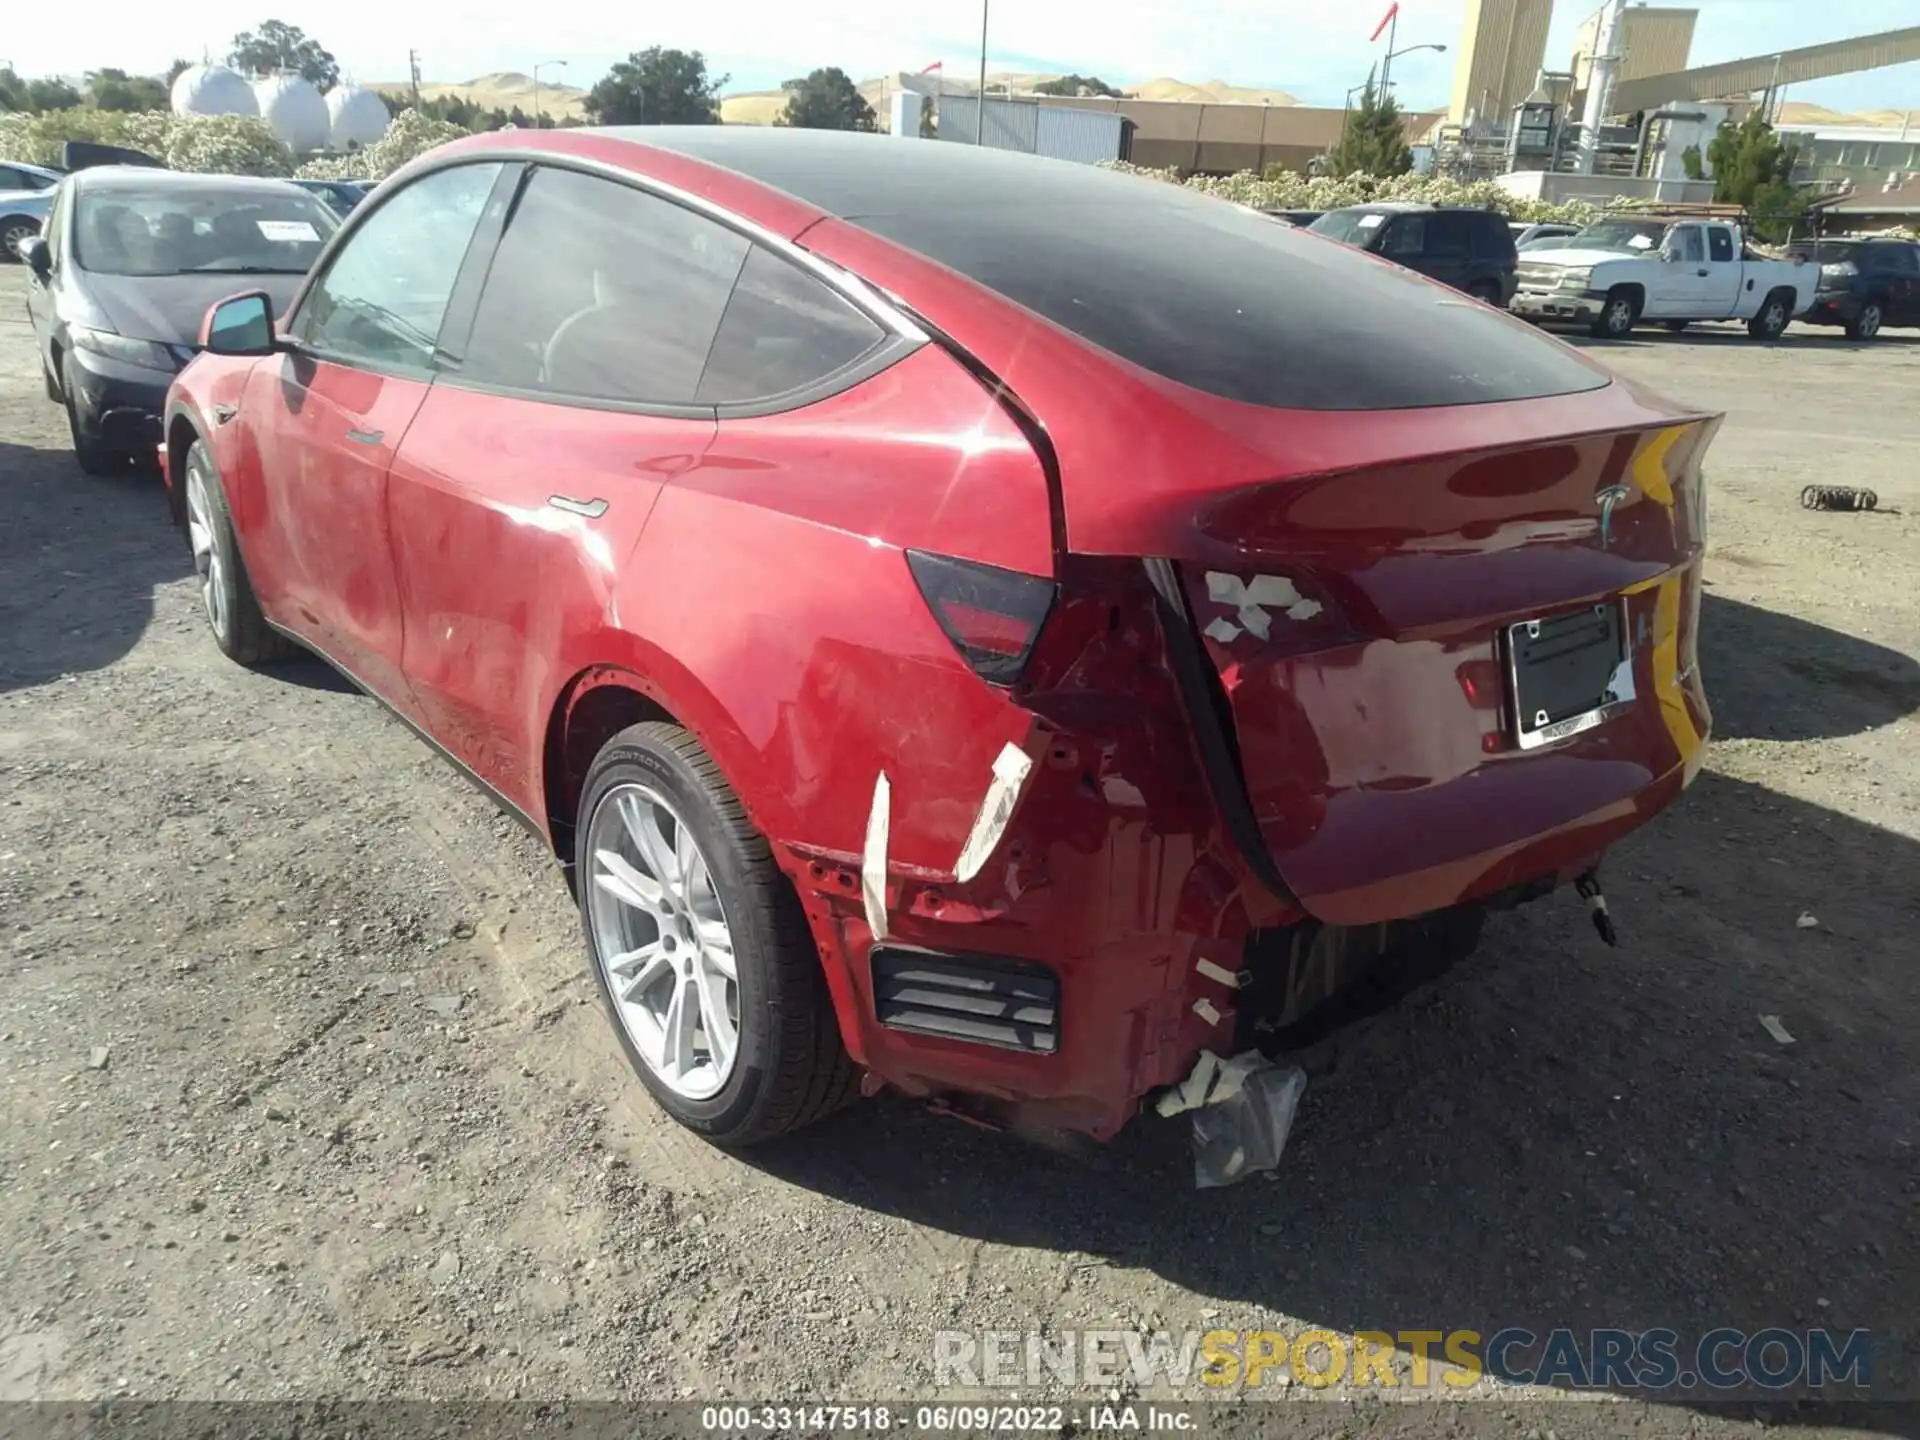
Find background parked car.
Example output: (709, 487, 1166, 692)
(293, 178, 371, 218)
(21, 166, 337, 472)
(1308, 203, 1518, 306)
(1788, 236, 1920, 339)
(0, 188, 55, 263)
(0, 161, 64, 192)
(1263, 208, 1324, 227)
(1513, 221, 1581, 250)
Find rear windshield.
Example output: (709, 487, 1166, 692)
(855, 191, 1608, 411)
(1786, 240, 1856, 262)
(75, 183, 337, 277)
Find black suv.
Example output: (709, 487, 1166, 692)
(1789, 238, 1920, 340)
(1308, 204, 1518, 307)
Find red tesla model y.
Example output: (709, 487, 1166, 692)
(162, 128, 1715, 1146)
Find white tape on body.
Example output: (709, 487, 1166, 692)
(862, 772, 891, 942)
(954, 742, 1034, 883)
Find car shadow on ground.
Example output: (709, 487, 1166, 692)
(1703, 592, 1920, 740)
(0, 439, 189, 694)
(747, 603, 1918, 1424)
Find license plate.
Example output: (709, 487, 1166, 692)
(1507, 602, 1634, 750)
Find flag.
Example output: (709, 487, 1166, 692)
(1369, 3, 1399, 42)
(919, 61, 944, 74)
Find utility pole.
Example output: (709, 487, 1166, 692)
(976, 0, 989, 144)
(408, 49, 422, 107)
(1574, 0, 1621, 175)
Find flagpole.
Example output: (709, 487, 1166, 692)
(1382, 6, 1398, 90)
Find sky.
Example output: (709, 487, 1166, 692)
(6, 0, 1919, 116)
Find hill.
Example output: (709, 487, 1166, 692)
(367, 70, 589, 119)
(717, 71, 1303, 126)
(1776, 101, 1914, 129)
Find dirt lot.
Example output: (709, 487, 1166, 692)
(1, 265, 1916, 1435)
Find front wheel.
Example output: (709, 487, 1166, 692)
(1846, 302, 1883, 341)
(182, 439, 292, 665)
(577, 721, 858, 1146)
(1747, 291, 1792, 341)
(62, 355, 122, 476)
(1589, 289, 1639, 339)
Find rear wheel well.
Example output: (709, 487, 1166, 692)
(543, 671, 675, 864)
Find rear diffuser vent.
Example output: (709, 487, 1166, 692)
(871, 947, 1059, 1055)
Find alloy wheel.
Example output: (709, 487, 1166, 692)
(1, 223, 34, 261)
(183, 452, 230, 641)
(585, 782, 740, 1101)
(1606, 298, 1633, 336)
(1857, 304, 1882, 339)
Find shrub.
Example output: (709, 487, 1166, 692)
(0, 108, 292, 175)
(297, 109, 468, 181)
(1105, 161, 1608, 225)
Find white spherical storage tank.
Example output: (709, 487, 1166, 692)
(252, 74, 331, 153)
(325, 85, 391, 150)
(171, 64, 261, 118)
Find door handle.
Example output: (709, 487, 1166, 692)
(547, 495, 608, 519)
(344, 428, 384, 445)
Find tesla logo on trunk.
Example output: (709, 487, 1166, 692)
(1595, 484, 1631, 548)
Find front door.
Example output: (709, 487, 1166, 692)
(387, 164, 750, 814)
(1645, 224, 1708, 318)
(236, 160, 508, 707)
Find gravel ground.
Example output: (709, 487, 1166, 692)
(2, 266, 1917, 1437)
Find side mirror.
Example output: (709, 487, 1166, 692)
(200, 291, 277, 356)
(1661, 248, 1684, 263)
(19, 235, 51, 279)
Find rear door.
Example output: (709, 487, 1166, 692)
(1876, 243, 1920, 323)
(387, 165, 751, 814)
(242, 161, 506, 705)
(1422, 210, 1474, 290)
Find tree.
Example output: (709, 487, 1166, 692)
(229, 20, 340, 89)
(1705, 111, 1807, 242)
(166, 59, 195, 87)
(1680, 143, 1703, 180)
(1327, 77, 1412, 178)
(0, 70, 84, 113)
(775, 68, 876, 132)
(86, 68, 170, 112)
(1032, 73, 1125, 98)
(582, 48, 726, 126)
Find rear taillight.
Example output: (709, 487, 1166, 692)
(906, 550, 1056, 686)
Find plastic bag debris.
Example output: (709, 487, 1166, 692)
(1759, 1014, 1795, 1045)
(1173, 1050, 1308, 1190)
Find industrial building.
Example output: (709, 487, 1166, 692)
(1446, 0, 1553, 125)
(1569, 5, 1696, 97)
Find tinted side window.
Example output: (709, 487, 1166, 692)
(1472, 214, 1515, 258)
(1674, 227, 1704, 263)
(1708, 227, 1734, 263)
(1884, 245, 1920, 276)
(461, 167, 749, 406)
(697, 249, 886, 405)
(0, 166, 26, 189)
(1426, 213, 1471, 258)
(1383, 215, 1426, 257)
(296, 162, 503, 373)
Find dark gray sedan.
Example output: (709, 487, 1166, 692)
(21, 167, 338, 473)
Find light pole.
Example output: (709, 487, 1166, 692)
(1382, 41, 1445, 91)
(532, 59, 566, 128)
(976, 0, 989, 145)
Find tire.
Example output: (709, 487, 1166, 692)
(0, 217, 37, 262)
(1845, 302, 1883, 341)
(1467, 281, 1504, 308)
(1589, 288, 1639, 339)
(181, 438, 292, 666)
(1663, 319, 1690, 333)
(1747, 290, 1791, 341)
(576, 721, 858, 1147)
(62, 354, 122, 477)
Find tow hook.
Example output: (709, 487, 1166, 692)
(1575, 870, 1618, 946)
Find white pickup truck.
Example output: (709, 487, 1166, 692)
(1509, 216, 1817, 340)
